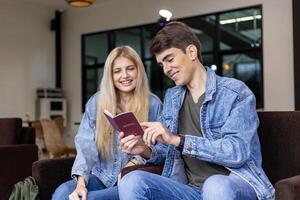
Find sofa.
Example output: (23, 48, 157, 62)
(0, 118, 38, 200)
(32, 111, 300, 200)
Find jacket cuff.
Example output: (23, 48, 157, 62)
(71, 170, 90, 184)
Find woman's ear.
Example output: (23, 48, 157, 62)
(186, 44, 198, 61)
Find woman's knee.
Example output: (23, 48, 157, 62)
(52, 180, 76, 200)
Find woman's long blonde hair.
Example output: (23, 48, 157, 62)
(96, 46, 149, 160)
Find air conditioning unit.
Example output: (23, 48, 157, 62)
(36, 98, 67, 127)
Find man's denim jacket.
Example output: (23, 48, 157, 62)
(71, 92, 162, 187)
(148, 68, 275, 200)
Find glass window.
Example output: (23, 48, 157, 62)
(115, 28, 141, 55)
(143, 24, 160, 58)
(219, 8, 262, 50)
(84, 67, 104, 104)
(222, 52, 263, 107)
(83, 33, 108, 65)
(182, 15, 216, 53)
(202, 54, 215, 68)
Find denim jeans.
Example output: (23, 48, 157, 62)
(52, 175, 119, 200)
(118, 171, 257, 200)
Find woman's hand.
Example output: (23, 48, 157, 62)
(140, 122, 180, 146)
(68, 176, 87, 200)
(119, 132, 148, 155)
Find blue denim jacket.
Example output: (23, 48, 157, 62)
(148, 68, 275, 200)
(71, 92, 162, 187)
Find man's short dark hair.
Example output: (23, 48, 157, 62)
(150, 21, 203, 64)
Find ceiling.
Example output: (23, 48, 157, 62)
(10, 0, 104, 10)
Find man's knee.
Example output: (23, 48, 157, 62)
(119, 170, 155, 195)
(202, 175, 236, 199)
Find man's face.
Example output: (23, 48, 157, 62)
(155, 47, 195, 86)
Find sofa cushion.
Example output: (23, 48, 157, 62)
(258, 111, 300, 184)
(0, 118, 22, 145)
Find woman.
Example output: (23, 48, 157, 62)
(52, 46, 162, 200)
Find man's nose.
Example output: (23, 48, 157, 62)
(163, 64, 171, 75)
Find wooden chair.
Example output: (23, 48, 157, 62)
(53, 116, 64, 136)
(40, 118, 76, 158)
(31, 121, 46, 158)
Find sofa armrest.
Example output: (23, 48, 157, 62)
(0, 144, 38, 200)
(275, 175, 300, 200)
(32, 157, 75, 200)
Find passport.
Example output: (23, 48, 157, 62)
(103, 110, 144, 137)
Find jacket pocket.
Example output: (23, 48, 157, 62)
(170, 158, 188, 184)
(208, 122, 224, 140)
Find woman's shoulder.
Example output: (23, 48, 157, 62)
(85, 91, 101, 112)
(149, 93, 162, 105)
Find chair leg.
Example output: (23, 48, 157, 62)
(48, 152, 54, 159)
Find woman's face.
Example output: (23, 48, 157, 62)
(112, 56, 138, 94)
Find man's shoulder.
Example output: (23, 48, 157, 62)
(216, 76, 253, 100)
(165, 85, 184, 96)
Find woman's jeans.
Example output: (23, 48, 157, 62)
(52, 175, 119, 200)
(118, 171, 257, 200)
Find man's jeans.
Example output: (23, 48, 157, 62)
(119, 171, 257, 200)
(52, 175, 119, 200)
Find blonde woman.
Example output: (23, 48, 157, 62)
(52, 46, 162, 200)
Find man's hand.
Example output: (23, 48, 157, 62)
(140, 122, 180, 146)
(69, 176, 87, 200)
(119, 132, 151, 158)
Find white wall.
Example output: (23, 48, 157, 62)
(0, 2, 55, 120)
(62, 0, 294, 141)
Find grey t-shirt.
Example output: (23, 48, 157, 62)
(179, 91, 229, 188)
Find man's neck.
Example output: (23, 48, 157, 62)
(186, 62, 207, 103)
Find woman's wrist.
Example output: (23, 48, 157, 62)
(77, 176, 86, 187)
(140, 145, 152, 159)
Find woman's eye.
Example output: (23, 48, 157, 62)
(113, 70, 120, 73)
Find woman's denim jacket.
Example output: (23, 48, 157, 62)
(147, 68, 275, 200)
(71, 92, 162, 187)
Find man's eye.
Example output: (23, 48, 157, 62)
(167, 58, 174, 62)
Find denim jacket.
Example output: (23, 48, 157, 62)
(148, 68, 275, 200)
(71, 92, 162, 187)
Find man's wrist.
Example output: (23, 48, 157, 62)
(175, 134, 185, 151)
(171, 135, 181, 147)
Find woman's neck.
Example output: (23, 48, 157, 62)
(118, 92, 132, 112)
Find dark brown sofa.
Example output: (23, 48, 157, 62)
(0, 118, 38, 200)
(258, 111, 300, 199)
(32, 111, 300, 200)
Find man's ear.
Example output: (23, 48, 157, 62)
(186, 45, 197, 61)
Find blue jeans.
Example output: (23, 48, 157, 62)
(118, 171, 257, 200)
(52, 175, 119, 200)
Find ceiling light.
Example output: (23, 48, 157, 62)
(66, 0, 96, 7)
(220, 14, 262, 25)
(159, 9, 172, 21)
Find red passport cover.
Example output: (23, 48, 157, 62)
(103, 110, 144, 137)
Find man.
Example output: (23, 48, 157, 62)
(118, 21, 274, 200)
